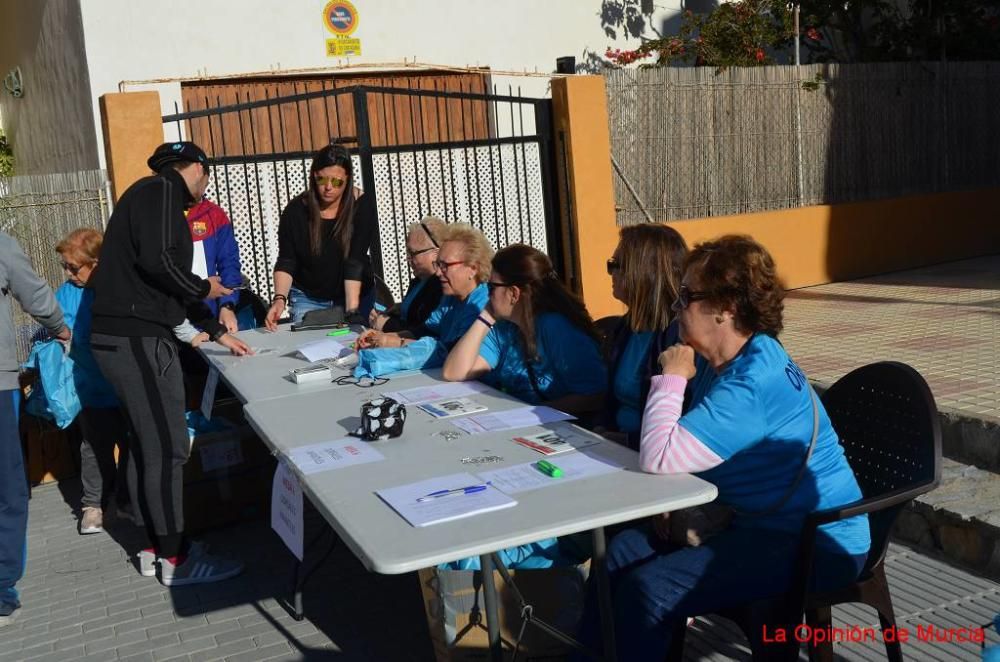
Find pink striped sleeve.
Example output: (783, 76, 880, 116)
(638, 374, 724, 475)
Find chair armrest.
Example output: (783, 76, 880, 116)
(805, 479, 938, 529)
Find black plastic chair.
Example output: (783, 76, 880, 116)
(669, 361, 942, 661)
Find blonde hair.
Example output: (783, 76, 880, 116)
(406, 215, 447, 248)
(617, 224, 687, 332)
(55, 228, 103, 265)
(438, 223, 494, 283)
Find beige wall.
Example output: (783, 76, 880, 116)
(0, 0, 99, 175)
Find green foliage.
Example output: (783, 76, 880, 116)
(0, 129, 12, 177)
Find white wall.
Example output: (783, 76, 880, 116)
(78, 0, 682, 167)
(0, 0, 100, 175)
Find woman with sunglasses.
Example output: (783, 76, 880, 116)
(353, 223, 491, 375)
(368, 216, 445, 334)
(598, 223, 701, 449)
(580, 235, 869, 661)
(442, 244, 606, 416)
(266, 144, 377, 329)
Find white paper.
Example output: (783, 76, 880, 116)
(287, 438, 385, 475)
(271, 461, 304, 560)
(474, 451, 624, 494)
(199, 439, 244, 472)
(511, 427, 602, 455)
(384, 381, 492, 405)
(451, 406, 575, 435)
(297, 338, 351, 362)
(200, 367, 220, 420)
(417, 397, 488, 419)
(376, 472, 517, 527)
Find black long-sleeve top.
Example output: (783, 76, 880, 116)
(274, 192, 376, 302)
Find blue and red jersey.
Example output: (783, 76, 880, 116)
(185, 199, 241, 315)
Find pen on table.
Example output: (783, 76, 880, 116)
(416, 485, 488, 502)
(535, 460, 564, 478)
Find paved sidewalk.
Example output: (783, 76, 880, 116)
(782, 254, 1000, 421)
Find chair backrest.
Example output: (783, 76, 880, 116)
(374, 275, 395, 309)
(820, 361, 941, 574)
(593, 315, 623, 357)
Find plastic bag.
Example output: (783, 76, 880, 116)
(353, 335, 447, 378)
(22, 340, 82, 429)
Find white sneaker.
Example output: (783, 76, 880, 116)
(158, 549, 243, 587)
(138, 540, 207, 577)
(80, 507, 103, 535)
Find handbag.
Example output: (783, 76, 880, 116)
(668, 387, 821, 546)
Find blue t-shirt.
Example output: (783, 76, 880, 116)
(613, 330, 655, 433)
(423, 283, 489, 348)
(680, 333, 870, 556)
(54, 282, 118, 409)
(478, 312, 607, 405)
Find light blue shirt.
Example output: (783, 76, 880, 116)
(478, 313, 606, 405)
(55, 282, 119, 409)
(681, 333, 870, 556)
(613, 331, 655, 433)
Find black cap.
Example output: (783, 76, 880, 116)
(147, 141, 209, 172)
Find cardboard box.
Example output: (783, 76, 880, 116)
(418, 563, 590, 661)
(182, 402, 275, 535)
(20, 413, 79, 485)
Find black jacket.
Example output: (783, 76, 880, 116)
(91, 169, 224, 339)
(382, 276, 443, 334)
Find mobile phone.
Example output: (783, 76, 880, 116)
(225, 284, 248, 290)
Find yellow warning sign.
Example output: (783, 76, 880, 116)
(326, 37, 362, 57)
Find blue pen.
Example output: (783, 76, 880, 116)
(416, 485, 487, 503)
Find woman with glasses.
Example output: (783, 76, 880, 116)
(599, 223, 698, 449)
(368, 216, 445, 334)
(442, 244, 606, 416)
(580, 235, 870, 661)
(53, 229, 128, 536)
(265, 144, 377, 329)
(354, 223, 491, 375)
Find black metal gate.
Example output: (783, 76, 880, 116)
(161, 83, 563, 303)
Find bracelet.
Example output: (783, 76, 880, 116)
(476, 315, 494, 329)
(272, 294, 287, 304)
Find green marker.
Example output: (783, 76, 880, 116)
(536, 460, 563, 478)
(327, 328, 350, 337)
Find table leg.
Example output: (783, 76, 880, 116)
(479, 552, 503, 662)
(287, 558, 305, 621)
(592, 527, 618, 662)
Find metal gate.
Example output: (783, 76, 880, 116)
(161, 83, 563, 303)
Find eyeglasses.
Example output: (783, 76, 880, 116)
(61, 261, 85, 276)
(406, 246, 438, 260)
(606, 258, 622, 275)
(333, 375, 389, 388)
(673, 284, 711, 311)
(486, 281, 513, 295)
(314, 175, 346, 188)
(420, 222, 439, 248)
(433, 259, 466, 273)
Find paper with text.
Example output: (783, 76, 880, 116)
(383, 381, 492, 405)
(297, 338, 352, 362)
(271, 461, 304, 560)
(287, 438, 385, 475)
(512, 427, 602, 455)
(376, 472, 517, 527)
(474, 451, 623, 494)
(418, 397, 488, 419)
(450, 406, 575, 435)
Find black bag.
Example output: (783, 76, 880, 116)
(291, 306, 346, 331)
(353, 397, 407, 441)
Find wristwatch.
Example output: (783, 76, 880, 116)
(209, 327, 227, 342)
(220, 302, 236, 311)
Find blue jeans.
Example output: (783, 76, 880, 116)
(578, 524, 866, 662)
(0, 389, 26, 613)
(288, 286, 375, 325)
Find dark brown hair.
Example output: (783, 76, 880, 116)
(492, 244, 600, 360)
(303, 144, 356, 257)
(617, 224, 687, 332)
(684, 234, 785, 337)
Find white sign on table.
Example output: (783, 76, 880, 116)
(271, 460, 304, 560)
(383, 381, 491, 405)
(297, 338, 353, 362)
(376, 472, 517, 527)
(450, 406, 575, 435)
(287, 438, 385, 475)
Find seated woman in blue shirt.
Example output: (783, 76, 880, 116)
(368, 216, 445, 334)
(579, 235, 871, 661)
(598, 223, 691, 449)
(354, 224, 491, 376)
(442, 244, 606, 417)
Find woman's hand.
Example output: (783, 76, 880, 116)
(265, 299, 285, 332)
(356, 329, 381, 350)
(217, 333, 254, 356)
(658, 344, 697, 380)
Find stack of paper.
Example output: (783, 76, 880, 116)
(383, 381, 491, 405)
(376, 472, 517, 527)
(418, 397, 488, 419)
(451, 406, 575, 435)
(287, 438, 385, 475)
(474, 452, 623, 494)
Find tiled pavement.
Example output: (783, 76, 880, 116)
(782, 255, 1000, 420)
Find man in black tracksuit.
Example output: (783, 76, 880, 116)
(90, 142, 249, 586)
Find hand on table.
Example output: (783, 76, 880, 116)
(217, 333, 254, 356)
(356, 329, 381, 350)
(265, 299, 285, 332)
(190, 332, 210, 348)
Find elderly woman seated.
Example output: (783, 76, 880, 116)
(353, 223, 491, 376)
(368, 216, 445, 334)
(442, 243, 606, 417)
(579, 235, 871, 661)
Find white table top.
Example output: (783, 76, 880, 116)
(244, 371, 718, 575)
(198, 326, 420, 403)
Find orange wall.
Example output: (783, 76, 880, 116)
(100, 92, 164, 201)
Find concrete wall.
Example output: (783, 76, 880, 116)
(78, 0, 682, 168)
(0, 0, 100, 175)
